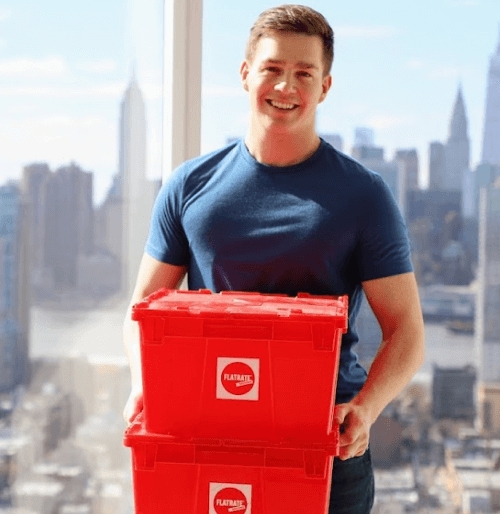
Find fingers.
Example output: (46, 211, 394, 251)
(130, 396, 143, 424)
(338, 436, 369, 460)
(334, 403, 348, 425)
(335, 403, 370, 460)
(354, 445, 368, 458)
(123, 392, 144, 425)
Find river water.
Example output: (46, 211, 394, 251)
(30, 300, 130, 362)
(30, 303, 476, 382)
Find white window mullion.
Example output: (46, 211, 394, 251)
(162, 0, 203, 182)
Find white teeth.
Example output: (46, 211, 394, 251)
(270, 100, 296, 110)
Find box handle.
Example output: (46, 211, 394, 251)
(203, 321, 272, 339)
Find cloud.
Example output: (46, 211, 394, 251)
(0, 114, 117, 172)
(0, 7, 11, 22)
(0, 57, 67, 77)
(0, 81, 163, 100)
(335, 25, 398, 39)
(35, 115, 103, 129)
(77, 59, 118, 73)
(0, 82, 126, 98)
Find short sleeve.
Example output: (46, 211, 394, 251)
(144, 167, 190, 265)
(355, 174, 413, 281)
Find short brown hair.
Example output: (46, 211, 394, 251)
(245, 4, 334, 76)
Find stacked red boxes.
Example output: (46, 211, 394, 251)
(124, 289, 348, 514)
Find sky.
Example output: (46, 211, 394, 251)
(0, 0, 499, 204)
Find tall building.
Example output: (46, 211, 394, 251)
(444, 85, 470, 192)
(407, 190, 462, 227)
(354, 127, 374, 148)
(481, 28, 500, 165)
(20, 163, 51, 278)
(477, 175, 500, 383)
(462, 167, 477, 219)
(43, 164, 93, 290)
(94, 174, 123, 261)
(320, 133, 343, 153)
(119, 77, 157, 298)
(395, 148, 420, 192)
(432, 365, 476, 421)
(0, 182, 30, 392)
(429, 141, 446, 190)
(350, 128, 403, 210)
(355, 293, 381, 371)
(352, 145, 384, 162)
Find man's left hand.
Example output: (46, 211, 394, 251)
(334, 402, 371, 460)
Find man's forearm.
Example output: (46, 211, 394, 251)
(352, 322, 425, 424)
(123, 305, 143, 392)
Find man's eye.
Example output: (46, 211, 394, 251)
(266, 67, 280, 72)
(298, 71, 311, 77)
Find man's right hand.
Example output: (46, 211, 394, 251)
(123, 388, 143, 425)
(122, 255, 186, 426)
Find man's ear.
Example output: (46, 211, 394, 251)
(240, 60, 250, 92)
(318, 74, 333, 104)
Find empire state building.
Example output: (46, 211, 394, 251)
(118, 76, 157, 297)
(481, 28, 500, 165)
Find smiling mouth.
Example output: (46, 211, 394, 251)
(266, 99, 298, 110)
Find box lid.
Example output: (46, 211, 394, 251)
(123, 412, 339, 453)
(123, 413, 339, 476)
(132, 289, 348, 327)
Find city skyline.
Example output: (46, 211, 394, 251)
(0, 1, 499, 203)
(1, 4, 500, 513)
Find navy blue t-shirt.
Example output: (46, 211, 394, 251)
(145, 138, 413, 402)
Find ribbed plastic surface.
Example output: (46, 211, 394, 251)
(124, 413, 338, 514)
(132, 289, 347, 442)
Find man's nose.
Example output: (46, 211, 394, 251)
(274, 73, 296, 93)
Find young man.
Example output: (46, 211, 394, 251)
(123, 5, 425, 512)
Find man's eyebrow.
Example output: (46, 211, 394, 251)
(264, 59, 319, 70)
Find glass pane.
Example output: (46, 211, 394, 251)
(199, 1, 499, 510)
(0, 1, 163, 512)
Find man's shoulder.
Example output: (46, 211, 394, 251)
(320, 140, 383, 184)
(179, 139, 242, 176)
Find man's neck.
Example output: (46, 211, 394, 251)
(245, 127, 321, 167)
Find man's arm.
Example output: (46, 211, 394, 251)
(123, 252, 187, 424)
(334, 271, 425, 460)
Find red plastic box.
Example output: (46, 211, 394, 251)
(124, 414, 339, 514)
(132, 289, 347, 443)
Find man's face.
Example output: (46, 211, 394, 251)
(240, 31, 332, 135)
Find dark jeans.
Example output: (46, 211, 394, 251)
(328, 447, 375, 514)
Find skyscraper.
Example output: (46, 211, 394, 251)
(444, 85, 470, 192)
(43, 164, 94, 290)
(21, 163, 51, 278)
(0, 182, 30, 392)
(428, 141, 446, 191)
(118, 76, 157, 298)
(320, 133, 344, 153)
(94, 174, 123, 260)
(354, 127, 375, 148)
(354, 155, 400, 208)
(395, 148, 420, 192)
(481, 29, 500, 165)
(477, 174, 500, 383)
